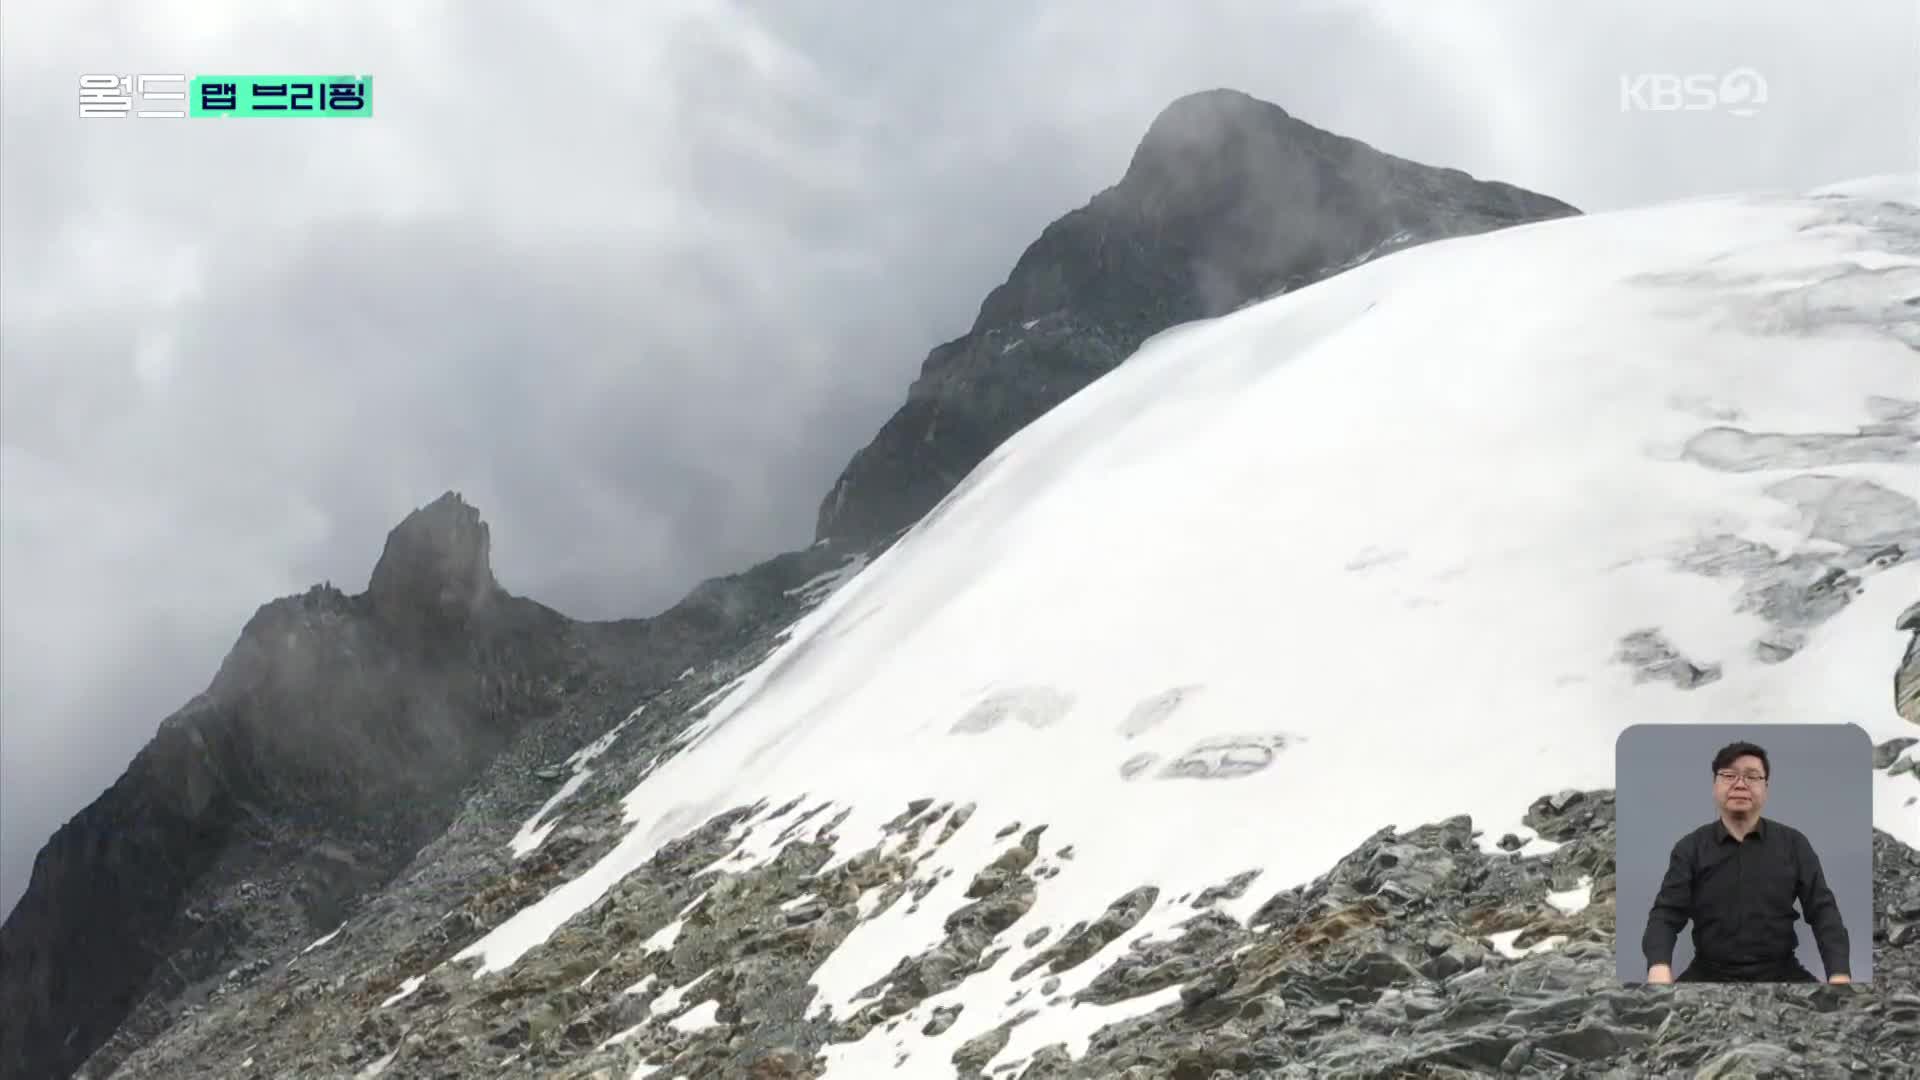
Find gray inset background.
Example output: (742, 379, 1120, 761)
(1614, 723, 1873, 984)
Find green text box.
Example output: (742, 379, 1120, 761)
(190, 75, 372, 117)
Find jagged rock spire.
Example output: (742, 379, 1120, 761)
(367, 492, 499, 634)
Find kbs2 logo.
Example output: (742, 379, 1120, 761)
(1619, 68, 1767, 117)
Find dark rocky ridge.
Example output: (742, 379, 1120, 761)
(0, 493, 852, 1080)
(814, 87, 1580, 546)
(77, 779, 1920, 1079)
(1899, 599, 1919, 724)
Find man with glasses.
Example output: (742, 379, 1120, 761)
(1641, 740, 1852, 984)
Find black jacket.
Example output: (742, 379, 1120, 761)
(1641, 816, 1849, 979)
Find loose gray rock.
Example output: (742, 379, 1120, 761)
(1615, 628, 1722, 689)
(1876, 738, 1918, 770)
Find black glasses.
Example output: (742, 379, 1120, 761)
(1715, 770, 1767, 786)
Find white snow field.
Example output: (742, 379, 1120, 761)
(509, 705, 646, 858)
(455, 179, 1920, 1076)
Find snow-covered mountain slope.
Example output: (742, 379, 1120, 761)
(448, 181, 1920, 1071)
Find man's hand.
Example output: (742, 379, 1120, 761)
(1647, 964, 1674, 985)
(1828, 974, 1851, 985)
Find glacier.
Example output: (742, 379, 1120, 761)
(444, 180, 1920, 1076)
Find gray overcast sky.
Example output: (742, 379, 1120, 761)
(2, 0, 1915, 918)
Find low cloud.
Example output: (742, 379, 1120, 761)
(4, 0, 1914, 916)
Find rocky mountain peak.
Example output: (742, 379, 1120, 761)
(0, 492, 573, 1080)
(366, 491, 499, 633)
(0, 476, 861, 1080)
(1122, 86, 1294, 186)
(814, 89, 1578, 548)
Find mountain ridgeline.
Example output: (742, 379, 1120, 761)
(0, 494, 854, 1080)
(813, 88, 1578, 546)
(7, 89, 1585, 1080)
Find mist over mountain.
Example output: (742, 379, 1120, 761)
(0, 495, 856, 1080)
(813, 89, 1577, 547)
(3, 92, 1917, 1080)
